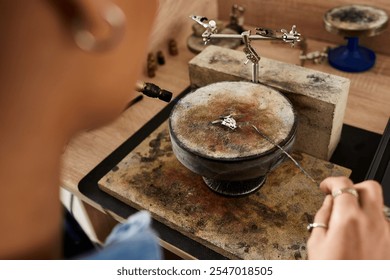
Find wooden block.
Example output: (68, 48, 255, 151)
(189, 45, 350, 160)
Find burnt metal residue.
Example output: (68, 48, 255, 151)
(288, 243, 305, 260)
(262, 70, 336, 101)
(324, 5, 388, 37)
(246, 200, 288, 228)
(137, 130, 172, 162)
(306, 74, 326, 84)
(325, 163, 334, 169)
(294, 251, 302, 260)
(111, 165, 119, 172)
(209, 52, 242, 65)
(170, 81, 295, 159)
(330, 7, 377, 24)
(302, 212, 314, 224)
(236, 242, 251, 253)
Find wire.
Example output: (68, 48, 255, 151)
(251, 124, 319, 187)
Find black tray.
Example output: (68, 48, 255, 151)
(79, 86, 383, 259)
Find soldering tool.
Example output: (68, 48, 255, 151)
(135, 81, 173, 103)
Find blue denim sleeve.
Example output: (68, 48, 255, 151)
(81, 211, 162, 260)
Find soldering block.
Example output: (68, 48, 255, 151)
(188, 45, 350, 160)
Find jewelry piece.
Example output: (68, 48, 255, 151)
(332, 187, 359, 199)
(211, 114, 237, 130)
(73, 3, 126, 52)
(307, 222, 328, 232)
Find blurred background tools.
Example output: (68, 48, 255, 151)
(324, 4, 388, 72)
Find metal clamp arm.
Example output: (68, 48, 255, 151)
(242, 31, 260, 83)
(190, 15, 218, 44)
(190, 15, 301, 83)
(242, 31, 260, 64)
(256, 25, 301, 46)
(281, 25, 301, 46)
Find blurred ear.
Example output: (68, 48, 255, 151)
(47, 0, 125, 51)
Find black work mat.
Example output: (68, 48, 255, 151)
(78, 86, 383, 259)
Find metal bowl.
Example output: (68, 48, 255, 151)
(169, 81, 297, 196)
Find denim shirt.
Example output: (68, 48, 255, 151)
(82, 211, 162, 260)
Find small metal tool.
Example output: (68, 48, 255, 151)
(251, 124, 319, 186)
(135, 81, 173, 103)
(190, 15, 218, 34)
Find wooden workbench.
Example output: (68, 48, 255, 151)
(60, 2, 390, 258)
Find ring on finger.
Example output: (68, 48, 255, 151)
(307, 222, 328, 232)
(332, 187, 359, 199)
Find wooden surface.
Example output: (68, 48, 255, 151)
(61, 12, 390, 256)
(98, 122, 350, 260)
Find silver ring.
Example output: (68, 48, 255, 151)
(307, 222, 328, 232)
(211, 114, 237, 130)
(332, 187, 359, 199)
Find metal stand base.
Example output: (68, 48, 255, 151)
(328, 37, 376, 72)
(202, 176, 266, 196)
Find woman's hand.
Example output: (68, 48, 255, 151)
(307, 176, 390, 259)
